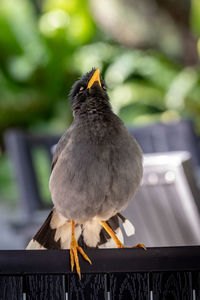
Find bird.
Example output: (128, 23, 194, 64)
(26, 68, 144, 279)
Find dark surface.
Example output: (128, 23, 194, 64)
(68, 274, 106, 300)
(110, 272, 149, 300)
(193, 272, 200, 299)
(0, 247, 200, 300)
(0, 276, 23, 300)
(152, 272, 193, 300)
(25, 274, 65, 300)
(0, 247, 200, 274)
(1, 272, 199, 300)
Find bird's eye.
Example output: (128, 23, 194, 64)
(102, 85, 106, 91)
(79, 86, 84, 92)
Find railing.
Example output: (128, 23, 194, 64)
(0, 246, 199, 300)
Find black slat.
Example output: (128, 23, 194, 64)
(152, 271, 193, 300)
(0, 247, 200, 274)
(25, 274, 65, 300)
(109, 272, 149, 300)
(0, 276, 23, 300)
(193, 272, 200, 300)
(68, 273, 106, 300)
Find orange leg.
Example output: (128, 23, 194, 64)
(100, 221, 146, 250)
(100, 221, 125, 248)
(70, 220, 92, 280)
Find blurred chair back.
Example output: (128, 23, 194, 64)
(129, 120, 200, 167)
(4, 130, 60, 216)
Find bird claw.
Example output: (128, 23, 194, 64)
(70, 235, 92, 280)
(133, 243, 147, 250)
(118, 242, 146, 250)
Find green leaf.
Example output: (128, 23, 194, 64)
(191, 0, 200, 36)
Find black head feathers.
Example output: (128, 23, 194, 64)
(68, 68, 109, 115)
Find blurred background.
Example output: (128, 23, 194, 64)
(0, 0, 200, 249)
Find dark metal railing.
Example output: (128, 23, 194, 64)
(0, 246, 200, 300)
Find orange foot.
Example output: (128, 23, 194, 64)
(133, 243, 147, 250)
(70, 220, 92, 280)
(100, 221, 147, 250)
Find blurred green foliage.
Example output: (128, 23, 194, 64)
(0, 0, 97, 137)
(0, 0, 200, 204)
(0, 153, 18, 204)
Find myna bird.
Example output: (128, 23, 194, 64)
(27, 68, 144, 279)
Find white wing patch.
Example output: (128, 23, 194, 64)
(123, 219, 135, 236)
(26, 240, 46, 250)
(83, 218, 102, 247)
(50, 210, 67, 229)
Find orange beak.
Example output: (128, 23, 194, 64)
(87, 69, 102, 89)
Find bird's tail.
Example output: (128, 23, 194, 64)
(26, 209, 135, 250)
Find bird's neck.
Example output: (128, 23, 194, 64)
(72, 100, 120, 143)
(73, 99, 113, 123)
